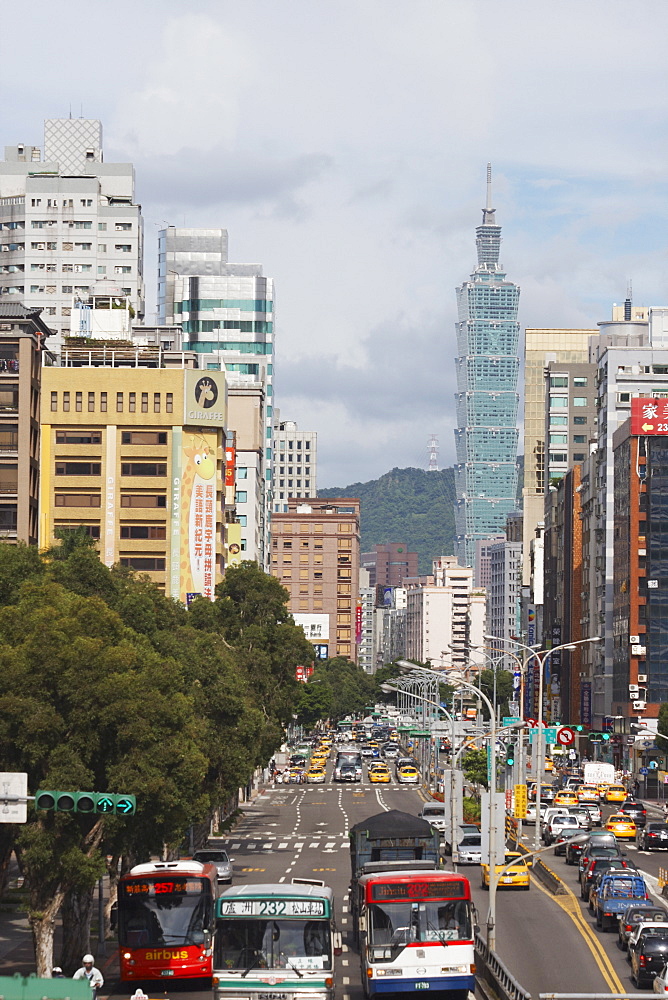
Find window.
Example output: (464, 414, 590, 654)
(55, 462, 101, 476)
(166, 392, 173, 413)
(80, 199, 93, 207)
(114, 265, 132, 274)
(98, 223, 107, 231)
(97, 266, 106, 275)
(75, 391, 82, 412)
(120, 495, 167, 508)
(75, 243, 92, 251)
(115, 244, 132, 253)
(129, 392, 136, 412)
(573, 435, 586, 444)
(235, 491, 248, 503)
(338, 523, 352, 532)
(115, 223, 132, 231)
(120, 525, 166, 540)
(119, 557, 165, 572)
(121, 463, 167, 477)
(154, 393, 160, 413)
(98, 244, 107, 252)
(62, 285, 73, 293)
(549, 376, 568, 387)
(71, 221, 92, 230)
(55, 494, 101, 507)
(88, 392, 95, 412)
(549, 434, 567, 445)
(549, 396, 568, 408)
(573, 416, 587, 425)
(573, 453, 586, 461)
(141, 392, 148, 413)
(237, 467, 248, 479)
(549, 415, 568, 425)
(573, 397, 588, 406)
(50, 391, 57, 412)
(56, 431, 101, 445)
(121, 431, 167, 445)
(573, 377, 588, 386)
(56, 524, 100, 540)
(100, 391, 107, 413)
(62, 392, 70, 412)
(116, 392, 123, 412)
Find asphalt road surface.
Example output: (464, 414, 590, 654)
(104, 763, 618, 1000)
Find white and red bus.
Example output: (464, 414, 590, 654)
(118, 860, 220, 982)
(354, 869, 475, 1000)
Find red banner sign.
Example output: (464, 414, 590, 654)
(631, 397, 668, 435)
(224, 447, 236, 487)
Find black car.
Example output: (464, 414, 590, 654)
(618, 903, 668, 950)
(578, 839, 623, 878)
(565, 834, 589, 865)
(289, 754, 308, 767)
(638, 822, 668, 851)
(630, 930, 668, 987)
(619, 799, 647, 828)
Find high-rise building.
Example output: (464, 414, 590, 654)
(360, 543, 419, 589)
(40, 362, 228, 603)
(272, 414, 317, 510)
(271, 497, 360, 662)
(0, 303, 52, 544)
(522, 327, 596, 584)
(158, 226, 274, 569)
(487, 513, 523, 655)
(0, 119, 144, 349)
(454, 166, 519, 569)
(406, 557, 486, 671)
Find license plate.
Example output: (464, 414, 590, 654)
(258, 994, 288, 998)
(415, 983, 430, 989)
(160, 970, 175, 976)
(503, 877, 514, 883)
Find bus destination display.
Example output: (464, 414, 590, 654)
(220, 898, 326, 917)
(122, 879, 204, 896)
(370, 881, 466, 902)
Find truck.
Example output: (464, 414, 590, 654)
(349, 809, 441, 943)
(591, 871, 649, 930)
(584, 761, 616, 786)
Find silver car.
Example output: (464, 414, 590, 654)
(193, 849, 234, 884)
(457, 835, 482, 865)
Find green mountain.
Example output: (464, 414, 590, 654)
(318, 467, 455, 574)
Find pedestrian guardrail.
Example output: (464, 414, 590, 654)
(475, 929, 532, 1000)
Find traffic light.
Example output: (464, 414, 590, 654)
(35, 791, 136, 815)
(506, 742, 516, 767)
(588, 732, 611, 744)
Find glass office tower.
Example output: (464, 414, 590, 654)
(454, 166, 520, 568)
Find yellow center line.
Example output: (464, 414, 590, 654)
(531, 872, 624, 992)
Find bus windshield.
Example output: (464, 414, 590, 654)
(369, 899, 471, 951)
(119, 891, 212, 948)
(215, 919, 331, 971)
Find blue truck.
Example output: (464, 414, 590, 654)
(592, 871, 649, 931)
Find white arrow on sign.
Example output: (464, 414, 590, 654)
(0, 772, 28, 824)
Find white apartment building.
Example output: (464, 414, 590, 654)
(272, 414, 317, 511)
(406, 556, 486, 672)
(0, 119, 144, 350)
(358, 572, 377, 674)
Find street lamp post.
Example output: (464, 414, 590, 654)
(396, 661, 503, 949)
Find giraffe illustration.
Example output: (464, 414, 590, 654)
(179, 435, 218, 599)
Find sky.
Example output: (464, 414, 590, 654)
(2, 1, 668, 487)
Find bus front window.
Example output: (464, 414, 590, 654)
(369, 900, 471, 958)
(119, 895, 210, 948)
(215, 920, 331, 971)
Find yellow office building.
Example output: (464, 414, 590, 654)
(40, 366, 227, 603)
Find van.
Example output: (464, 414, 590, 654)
(420, 803, 446, 832)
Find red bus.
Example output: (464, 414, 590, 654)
(118, 860, 220, 981)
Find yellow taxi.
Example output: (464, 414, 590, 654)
(306, 767, 326, 784)
(480, 851, 530, 890)
(397, 765, 420, 784)
(606, 785, 627, 803)
(554, 790, 579, 807)
(368, 764, 391, 784)
(605, 812, 637, 839)
(544, 758, 554, 773)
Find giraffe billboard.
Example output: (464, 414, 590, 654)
(173, 430, 220, 602)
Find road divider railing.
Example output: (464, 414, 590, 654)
(506, 825, 567, 896)
(475, 929, 532, 1000)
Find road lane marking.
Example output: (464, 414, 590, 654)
(325, 842, 335, 848)
(530, 871, 623, 991)
(279, 842, 288, 849)
(343, 977, 350, 985)
(279, 876, 285, 883)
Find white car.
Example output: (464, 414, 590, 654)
(653, 961, 668, 993)
(457, 835, 482, 865)
(524, 803, 547, 825)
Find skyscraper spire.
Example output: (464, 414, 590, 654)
(482, 162, 495, 225)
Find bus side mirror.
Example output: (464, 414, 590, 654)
(333, 932, 342, 956)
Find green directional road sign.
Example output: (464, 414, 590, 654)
(35, 790, 136, 815)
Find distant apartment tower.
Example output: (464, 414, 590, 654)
(0, 303, 52, 543)
(0, 119, 144, 349)
(487, 513, 522, 652)
(361, 543, 419, 588)
(522, 327, 596, 584)
(406, 556, 486, 672)
(271, 498, 361, 662)
(158, 226, 274, 569)
(358, 569, 377, 675)
(454, 167, 520, 569)
(272, 413, 317, 510)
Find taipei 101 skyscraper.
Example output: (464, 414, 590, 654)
(453, 165, 520, 569)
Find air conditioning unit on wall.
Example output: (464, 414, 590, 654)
(630, 635, 640, 644)
(632, 700, 647, 712)
(638, 674, 648, 684)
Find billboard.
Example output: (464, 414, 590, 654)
(226, 520, 243, 569)
(184, 370, 227, 425)
(631, 397, 668, 435)
(292, 613, 330, 642)
(171, 429, 220, 603)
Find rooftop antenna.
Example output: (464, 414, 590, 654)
(482, 162, 496, 225)
(69, 104, 72, 119)
(625, 279, 632, 321)
(427, 434, 439, 472)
